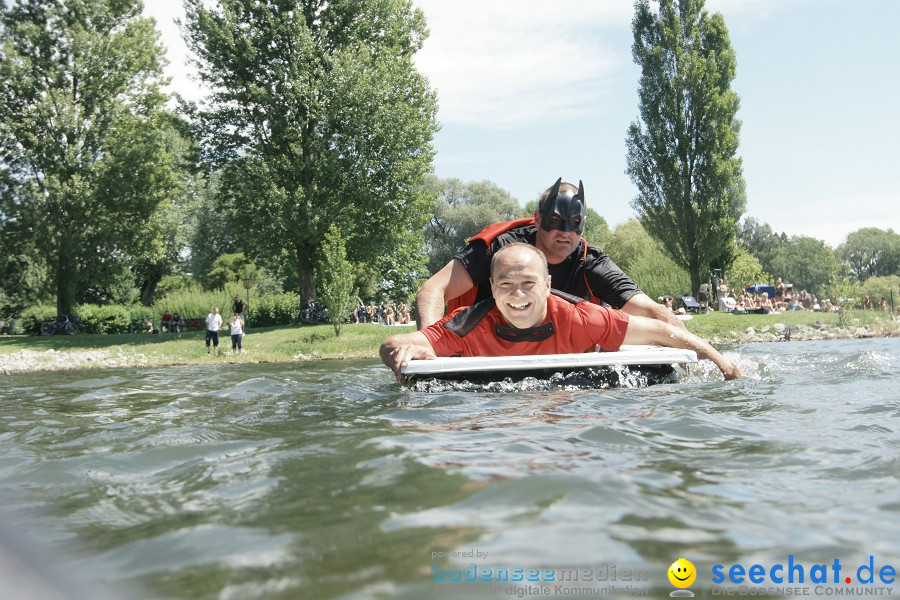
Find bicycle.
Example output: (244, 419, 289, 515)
(300, 301, 331, 324)
(41, 315, 79, 336)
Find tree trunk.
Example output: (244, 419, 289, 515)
(139, 263, 165, 306)
(56, 232, 77, 318)
(297, 243, 316, 305)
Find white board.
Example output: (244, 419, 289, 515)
(401, 345, 697, 376)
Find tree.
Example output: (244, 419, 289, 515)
(726, 248, 769, 290)
(769, 236, 836, 297)
(207, 253, 262, 290)
(0, 0, 183, 316)
(424, 176, 521, 273)
(318, 224, 355, 336)
(626, 0, 747, 297)
(183, 0, 439, 305)
(736, 216, 783, 277)
(837, 228, 900, 281)
(604, 218, 651, 273)
(859, 275, 900, 308)
(603, 219, 690, 299)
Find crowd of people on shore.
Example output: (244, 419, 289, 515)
(659, 275, 895, 316)
(349, 299, 412, 325)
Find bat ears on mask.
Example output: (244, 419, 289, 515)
(547, 177, 585, 205)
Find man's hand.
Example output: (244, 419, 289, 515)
(380, 331, 438, 383)
(385, 344, 437, 382)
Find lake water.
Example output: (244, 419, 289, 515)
(2, 337, 900, 600)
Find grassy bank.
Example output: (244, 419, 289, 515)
(1, 311, 897, 373)
(0, 323, 417, 371)
(684, 309, 900, 343)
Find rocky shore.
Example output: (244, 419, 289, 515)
(708, 320, 900, 345)
(2, 319, 898, 374)
(0, 348, 152, 374)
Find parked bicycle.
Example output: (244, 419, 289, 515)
(41, 315, 79, 336)
(300, 301, 331, 324)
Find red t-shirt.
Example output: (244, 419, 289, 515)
(422, 294, 629, 357)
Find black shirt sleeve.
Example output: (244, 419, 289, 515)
(583, 246, 643, 309)
(454, 240, 491, 291)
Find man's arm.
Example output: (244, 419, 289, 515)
(621, 292, 689, 331)
(415, 258, 475, 329)
(380, 331, 438, 382)
(621, 313, 742, 380)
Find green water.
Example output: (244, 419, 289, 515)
(2, 338, 900, 599)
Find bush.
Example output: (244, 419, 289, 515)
(251, 292, 301, 327)
(75, 304, 132, 334)
(20, 305, 57, 335)
(151, 283, 244, 322)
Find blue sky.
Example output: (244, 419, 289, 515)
(144, 0, 899, 248)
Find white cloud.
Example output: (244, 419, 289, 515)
(412, 1, 632, 127)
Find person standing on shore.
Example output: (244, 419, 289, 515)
(229, 312, 245, 355)
(205, 307, 223, 355)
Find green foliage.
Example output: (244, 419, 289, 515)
(207, 253, 262, 290)
(423, 176, 522, 273)
(74, 305, 132, 335)
(626, 0, 747, 295)
(628, 243, 693, 300)
(859, 275, 900, 306)
(0, 251, 53, 316)
(183, 0, 439, 304)
(828, 276, 862, 326)
(19, 305, 57, 336)
(353, 263, 379, 302)
(251, 293, 302, 327)
(318, 225, 356, 336)
(376, 228, 429, 304)
(0, 0, 183, 315)
(150, 284, 245, 321)
(601, 219, 691, 299)
(768, 236, 836, 297)
(604, 219, 650, 273)
(837, 228, 900, 281)
(726, 249, 770, 290)
(737, 217, 784, 276)
(185, 174, 241, 289)
(155, 275, 196, 298)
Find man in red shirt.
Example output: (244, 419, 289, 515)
(415, 178, 686, 332)
(382, 243, 741, 382)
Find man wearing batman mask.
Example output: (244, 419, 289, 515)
(416, 177, 687, 331)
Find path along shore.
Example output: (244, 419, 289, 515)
(2, 319, 898, 374)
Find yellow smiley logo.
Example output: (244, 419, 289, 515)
(668, 558, 697, 588)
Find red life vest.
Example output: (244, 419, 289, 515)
(446, 219, 599, 312)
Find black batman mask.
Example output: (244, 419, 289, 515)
(540, 178, 585, 235)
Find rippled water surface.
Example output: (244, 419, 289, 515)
(2, 338, 900, 599)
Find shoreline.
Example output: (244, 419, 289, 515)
(2, 319, 898, 375)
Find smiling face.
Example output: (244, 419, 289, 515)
(667, 558, 697, 588)
(490, 244, 551, 329)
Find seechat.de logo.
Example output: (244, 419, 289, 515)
(668, 558, 696, 597)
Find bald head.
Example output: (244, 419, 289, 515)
(490, 243, 549, 281)
(489, 244, 551, 329)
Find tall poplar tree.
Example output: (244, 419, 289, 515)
(626, 0, 746, 295)
(183, 0, 438, 304)
(0, 0, 183, 316)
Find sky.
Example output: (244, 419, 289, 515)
(143, 0, 900, 248)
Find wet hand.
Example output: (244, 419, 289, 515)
(389, 344, 437, 383)
(722, 361, 742, 380)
